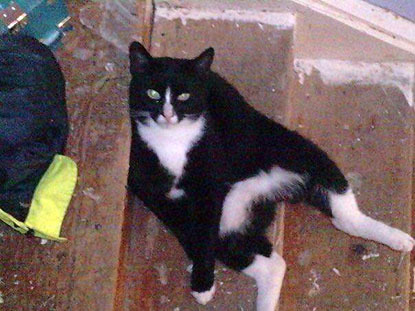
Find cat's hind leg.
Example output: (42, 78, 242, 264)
(310, 187, 415, 252)
(244, 252, 286, 311)
(216, 234, 286, 311)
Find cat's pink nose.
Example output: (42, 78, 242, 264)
(164, 112, 174, 121)
(163, 111, 178, 123)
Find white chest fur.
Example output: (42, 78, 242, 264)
(137, 117, 205, 179)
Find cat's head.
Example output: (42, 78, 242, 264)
(129, 41, 214, 127)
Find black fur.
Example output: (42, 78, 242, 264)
(128, 42, 348, 293)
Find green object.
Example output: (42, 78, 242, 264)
(0, 0, 70, 49)
(0, 155, 77, 241)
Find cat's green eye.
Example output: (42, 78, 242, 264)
(147, 89, 161, 100)
(177, 93, 190, 101)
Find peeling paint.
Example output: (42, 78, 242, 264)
(362, 252, 380, 260)
(155, 7, 295, 29)
(82, 187, 102, 202)
(293, 59, 415, 106)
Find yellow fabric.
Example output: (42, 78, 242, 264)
(0, 208, 29, 234)
(25, 155, 77, 241)
(0, 155, 77, 241)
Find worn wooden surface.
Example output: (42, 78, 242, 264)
(1, 2, 414, 311)
(281, 73, 414, 311)
(411, 129, 415, 311)
(0, 6, 131, 310)
(151, 14, 294, 124)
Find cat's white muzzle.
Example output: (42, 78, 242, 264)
(157, 113, 179, 125)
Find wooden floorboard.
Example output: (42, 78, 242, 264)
(281, 72, 414, 311)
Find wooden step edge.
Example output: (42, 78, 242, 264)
(409, 122, 415, 311)
(291, 0, 415, 56)
(113, 194, 133, 311)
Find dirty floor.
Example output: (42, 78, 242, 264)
(0, 2, 414, 311)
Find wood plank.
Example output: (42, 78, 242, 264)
(117, 198, 259, 311)
(0, 11, 130, 311)
(281, 71, 414, 311)
(151, 9, 294, 122)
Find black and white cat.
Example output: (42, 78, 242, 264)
(127, 41, 414, 311)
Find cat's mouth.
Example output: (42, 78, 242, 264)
(132, 110, 202, 127)
(156, 112, 203, 126)
(157, 113, 179, 125)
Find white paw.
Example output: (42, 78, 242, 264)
(387, 229, 415, 252)
(186, 264, 193, 273)
(191, 284, 216, 305)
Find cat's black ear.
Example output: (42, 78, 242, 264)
(193, 47, 214, 73)
(129, 41, 152, 74)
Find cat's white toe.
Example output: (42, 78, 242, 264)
(191, 284, 216, 305)
(186, 264, 193, 273)
(387, 229, 415, 252)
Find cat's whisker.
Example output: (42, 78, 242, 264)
(184, 113, 202, 121)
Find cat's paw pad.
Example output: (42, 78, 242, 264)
(387, 229, 415, 252)
(191, 284, 216, 305)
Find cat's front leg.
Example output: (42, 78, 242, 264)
(183, 154, 226, 305)
(184, 193, 221, 305)
(190, 255, 216, 305)
(188, 222, 218, 305)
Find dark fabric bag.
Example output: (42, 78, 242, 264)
(0, 34, 68, 221)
